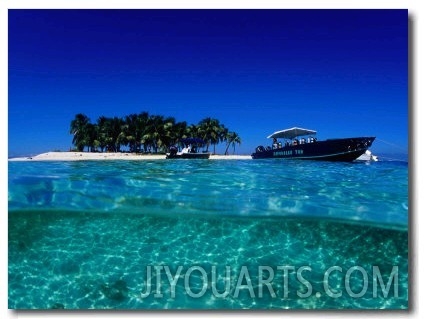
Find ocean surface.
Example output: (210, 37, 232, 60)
(8, 159, 409, 309)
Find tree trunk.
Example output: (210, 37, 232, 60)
(224, 143, 230, 155)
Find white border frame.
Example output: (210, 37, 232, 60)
(2, 1, 420, 318)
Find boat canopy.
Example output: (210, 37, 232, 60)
(267, 127, 317, 139)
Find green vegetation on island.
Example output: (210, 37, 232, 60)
(70, 113, 241, 155)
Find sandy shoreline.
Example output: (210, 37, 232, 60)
(8, 152, 252, 161)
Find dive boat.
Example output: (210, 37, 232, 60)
(166, 138, 211, 159)
(251, 127, 375, 162)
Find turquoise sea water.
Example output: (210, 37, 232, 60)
(8, 159, 408, 309)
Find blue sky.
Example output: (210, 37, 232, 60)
(8, 9, 408, 157)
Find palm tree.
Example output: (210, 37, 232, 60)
(134, 112, 150, 153)
(224, 131, 242, 155)
(184, 124, 199, 139)
(219, 125, 229, 152)
(123, 114, 140, 152)
(85, 123, 98, 152)
(171, 121, 188, 146)
(70, 113, 91, 152)
(142, 115, 161, 153)
(96, 116, 109, 152)
(162, 117, 177, 150)
(197, 117, 225, 153)
(98, 116, 125, 152)
(143, 115, 176, 153)
(111, 117, 125, 152)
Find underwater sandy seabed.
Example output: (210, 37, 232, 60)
(9, 210, 408, 309)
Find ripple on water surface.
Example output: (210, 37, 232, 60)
(8, 160, 408, 228)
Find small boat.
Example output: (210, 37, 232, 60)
(166, 138, 211, 159)
(251, 127, 375, 162)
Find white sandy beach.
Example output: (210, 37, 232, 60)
(8, 152, 252, 161)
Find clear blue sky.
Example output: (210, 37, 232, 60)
(8, 9, 408, 157)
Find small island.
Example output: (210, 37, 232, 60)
(70, 113, 241, 155)
(9, 112, 250, 161)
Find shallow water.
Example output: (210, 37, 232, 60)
(8, 159, 408, 309)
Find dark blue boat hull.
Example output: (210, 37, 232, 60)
(251, 137, 375, 162)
